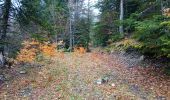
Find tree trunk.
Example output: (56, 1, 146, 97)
(0, 0, 11, 67)
(161, 0, 164, 14)
(119, 0, 124, 34)
(87, 0, 90, 51)
(68, 0, 73, 51)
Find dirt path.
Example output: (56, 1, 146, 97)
(0, 52, 169, 100)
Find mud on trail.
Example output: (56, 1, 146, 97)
(0, 52, 169, 100)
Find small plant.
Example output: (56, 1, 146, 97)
(115, 38, 143, 50)
(74, 46, 86, 54)
(16, 39, 57, 63)
(111, 33, 124, 42)
(16, 40, 39, 62)
(40, 43, 57, 57)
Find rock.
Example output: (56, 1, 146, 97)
(19, 70, 27, 74)
(96, 78, 102, 85)
(96, 77, 109, 85)
(32, 63, 44, 67)
(102, 77, 109, 83)
(139, 55, 144, 61)
(111, 83, 115, 87)
(0, 53, 5, 68)
(0, 75, 5, 85)
(19, 86, 32, 97)
(4, 74, 12, 81)
(156, 96, 166, 100)
(0, 74, 5, 81)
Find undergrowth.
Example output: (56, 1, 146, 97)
(16, 39, 57, 63)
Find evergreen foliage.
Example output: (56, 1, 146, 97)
(74, 18, 90, 48)
(17, 0, 68, 41)
(95, 0, 170, 58)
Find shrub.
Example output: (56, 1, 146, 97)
(160, 21, 170, 57)
(16, 40, 39, 62)
(74, 46, 86, 54)
(110, 32, 124, 42)
(133, 15, 170, 57)
(39, 43, 56, 57)
(17, 39, 57, 63)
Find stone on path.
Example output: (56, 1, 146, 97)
(0, 74, 5, 81)
(111, 83, 116, 87)
(96, 78, 102, 85)
(19, 70, 27, 74)
(19, 86, 32, 97)
(96, 77, 109, 85)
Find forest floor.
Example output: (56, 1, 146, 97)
(0, 50, 169, 100)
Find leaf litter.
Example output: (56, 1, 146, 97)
(0, 51, 169, 100)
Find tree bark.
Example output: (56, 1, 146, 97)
(68, 0, 73, 51)
(0, 0, 11, 67)
(119, 0, 124, 34)
(1, 0, 11, 40)
(87, 0, 90, 50)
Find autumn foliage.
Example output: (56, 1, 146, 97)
(39, 43, 56, 57)
(74, 47, 86, 54)
(17, 40, 57, 62)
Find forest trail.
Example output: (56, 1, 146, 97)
(0, 51, 169, 100)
